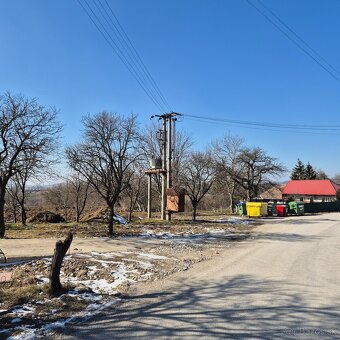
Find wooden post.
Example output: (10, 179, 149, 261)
(147, 174, 152, 218)
(166, 115, 172, 221)
(49, 232, 73, 296)
(161, 117, 167, 220)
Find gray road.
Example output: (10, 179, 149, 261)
(54, 213, 340, 339)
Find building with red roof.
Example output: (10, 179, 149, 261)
(282, 180, 340, 202)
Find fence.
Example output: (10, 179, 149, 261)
(304, 201, 340, 214)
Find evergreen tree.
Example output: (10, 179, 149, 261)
(291, 159, 306, 180)
(305, 162, 317, 179)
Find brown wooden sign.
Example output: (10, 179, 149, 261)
(166, 188, 185, 213)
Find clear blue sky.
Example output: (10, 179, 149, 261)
(1, 0, 340, 178)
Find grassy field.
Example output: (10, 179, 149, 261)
(3, 210, 236, 239)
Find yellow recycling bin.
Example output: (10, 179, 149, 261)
(246, 202, 268, 217)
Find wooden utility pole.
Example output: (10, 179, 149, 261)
(166, 115, 172, 221)
(147, 174, 152, 218)
(161, 117, 167, 220)
(147, 112, 181, 221)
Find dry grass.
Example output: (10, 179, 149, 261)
(4, 210, 238, 239)
(0, 284, 46, 309)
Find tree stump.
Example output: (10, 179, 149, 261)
(49, 232, 73, 296)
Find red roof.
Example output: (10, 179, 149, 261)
(282, 180, 340, 196)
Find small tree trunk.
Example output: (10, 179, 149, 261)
(192, 202, 197, 221)
(20, 184, 27, 226)
(21, 205, 27, 226)
(108, 204, 114, 236)
(0, 188, 6, 238)
(49, 232, 73, 296)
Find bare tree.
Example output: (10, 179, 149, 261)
(5, 149, 41, 225)
(225, 147, 286, 201)
(44, 183, 72, 222)
(212, 134, 245, 213)
(0, 92, 61, 238)
(315, 169, 328, 180)
(181, 151, 215, 221)
(124, 162, 147, 222)
(5, 180, 20, 223)
(68, 174, 91, 222)
(66, 112, 140, 235)
(333, 173, 340, 185)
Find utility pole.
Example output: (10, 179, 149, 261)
(166, 115, 172, 221)
(161, 116, 167, 220)
(147, 174, 152, 219)
(148, 112, 181, 221)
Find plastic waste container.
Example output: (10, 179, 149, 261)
(276, 204, 288, 217)
(288, 201, 304, 215)
(237, 202, 247, 216)
(246, 202, 268, 217)
(268, 204, 278, 217)
(297, 202, 304, 215)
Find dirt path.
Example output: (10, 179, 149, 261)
(0, 237, 167, 262)
(53, 213, 340, 339)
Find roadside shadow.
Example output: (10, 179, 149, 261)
(56, 275, 339, 339)
(248, 232, 321, 243)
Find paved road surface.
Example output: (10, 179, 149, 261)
(54, 214, 339, 339)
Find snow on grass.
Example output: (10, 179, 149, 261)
(63, 262, 138, 295)
(10, 305, 35, 316)
(6, 298, 118, 340)
(4, 290, 118, 339)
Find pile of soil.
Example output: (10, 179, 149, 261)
(27, 211, 65, 223)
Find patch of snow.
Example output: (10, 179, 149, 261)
(36, 276, 49, 285)
(212, 217, 251, 225)
(138, 252, 168, 260)
(65, 263, 136, 295)
(111, 264, 136, 287)
(10, 305, 35, 317)
(11, 318, 22, 323)
(91, 251, 123, 258)
(207, 229, 226, 235)
(7, 328, 36, 340)
(87, 265, 98, 276)
(0, 260, 28, 267)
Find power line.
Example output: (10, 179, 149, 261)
(257, 0, 340, 78)
(102, 0, 173, 112)
(94, 0, 171, 112)
(77, 0, 171, 112)
(183, 113, 340, 135)
(247, 0, 340, 84)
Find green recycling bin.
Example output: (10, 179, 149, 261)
(237, 203, 247, 216)
(297, 202, 304, 215)
(288, 201, 304, 215)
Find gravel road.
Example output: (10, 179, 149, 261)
(53, 213, 340, 339)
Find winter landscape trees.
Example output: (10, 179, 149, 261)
(0, 92, 62, 238)
(1, 90, 320, 234)
(66, 112, 140, 235)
